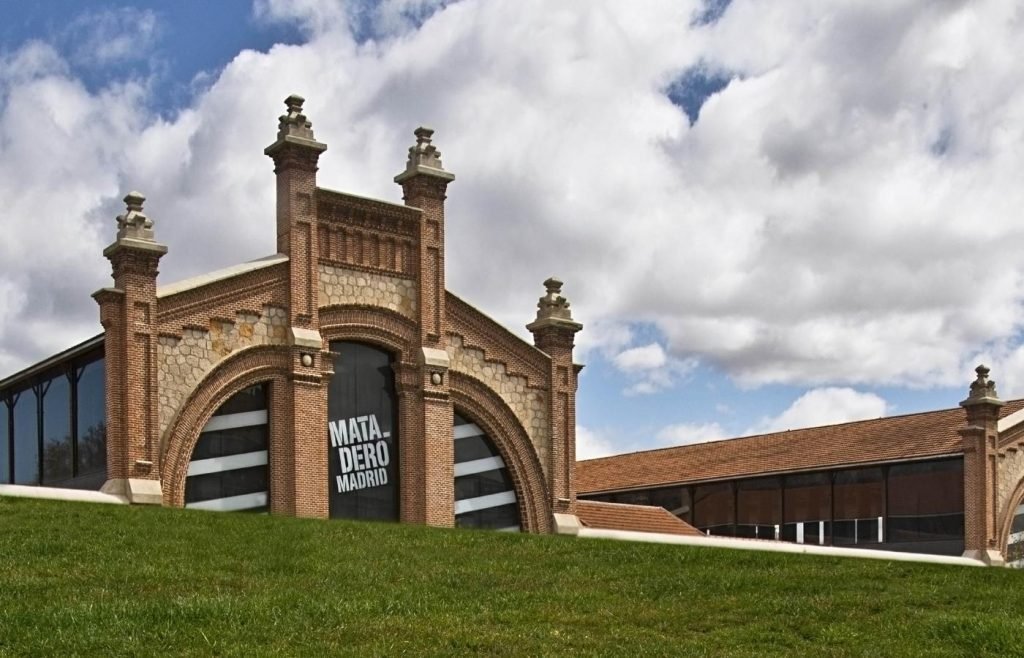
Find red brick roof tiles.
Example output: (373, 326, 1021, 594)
(577, 399, 1024, 494)
(576, 500, 704, 536)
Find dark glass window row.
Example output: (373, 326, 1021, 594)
(185, 465, 268, 505)
(191, 425, 268, 461)
(581, 458, 965, 553)
(0, 355, 106, 489)
(455, 468, 514, 501)
(456, 503, 519, 530)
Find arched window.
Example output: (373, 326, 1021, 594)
(327, 341, 400, 522)
(185, 383, 269, 512)
(1008, 503, 1024, 568)
(453, 412, 520, 531)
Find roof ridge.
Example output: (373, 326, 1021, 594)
(579, 398, 1024, 464)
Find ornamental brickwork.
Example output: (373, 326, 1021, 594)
(93, 95, 583, 533)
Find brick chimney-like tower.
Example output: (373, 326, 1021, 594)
(395, 127, 457, 526)
(265, 95, 331, 517)
(960, 364, 1006, 565)
(94, 192, 167, 504)
(527, 278, 583, 515)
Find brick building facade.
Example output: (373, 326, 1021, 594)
(578, 366, 1024, 565)
(90, 95, 583, 531)
(7, 96, 1024, 561)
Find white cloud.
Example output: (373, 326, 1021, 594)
(748, 387, 889, 435)
(613, 343, 667, 371)
(576, 425, 616, 460)
(656, 421, 727, 446)
(611, 342, 697, 396)
(63, 8, 159, 67)
(3, 0, 1024, 403)
(654, 387, 889, 448)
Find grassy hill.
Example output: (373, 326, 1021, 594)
(2, 497, 1024, 656)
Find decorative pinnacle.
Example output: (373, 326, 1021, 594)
(115, 191, 155, 241)
(527, 276, 582, 334)
(961, 363, 1003, 408)
(407, 126, 443, 170)
(394, 125, 454, 184)
(275, 94, 316, 142)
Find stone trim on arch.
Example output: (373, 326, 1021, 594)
(996, 450, 1024, 557)
(160, 344, 292, 507)
(450, 371, 552, 534)
(319, 305, 419, 363)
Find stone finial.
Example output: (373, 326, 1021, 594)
(275, 94, 317, 142)
(961, 364, 1004, 408)
(408, 127, 443, 169)
(115, 191, 155, 241)
(526, 277, 582, 333)
(394, 126, 455, 184)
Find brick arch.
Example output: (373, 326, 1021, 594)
(160, 344, 291, 507)
(998, 473, 1024, 558)
(319, 305, 418, 361)
(450, 371, 552, 533)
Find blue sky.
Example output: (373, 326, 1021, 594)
(1, 0, 1020, 458)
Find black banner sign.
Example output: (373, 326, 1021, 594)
(327, 341, 399, 521)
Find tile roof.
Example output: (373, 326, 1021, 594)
(576, 500, 704, 536)
(577, 399, 1024, 494)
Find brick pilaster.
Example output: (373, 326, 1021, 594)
(93, 192, 167, 504)
(265, 94, 330, 518)
(959, 364, 1005, 565)
(395, 128, 456, 527)
(527, 278, 583, 515)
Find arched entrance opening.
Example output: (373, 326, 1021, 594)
(184, 383, 270, 512)
(327, 340, 400, 522)
(453, 411, 520, 532)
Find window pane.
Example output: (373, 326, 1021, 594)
(737, 477, 781, 527)
(649, 487, 692, 523)
(784, 473, 831, 523)
(185, 384, 269, 512)
(887, 459, 964, 543)
(76, 358, 106, 479)
(41, 374, 72, 485)
(13, 389, 39, 485)
(453, 412, 520, 531)
(833, 467, 882, 545)
(0, 400, 9, 484)
(1007, 504, 1024, 568)
(694, 482, 734, 535)
(611, 490, 652, 506)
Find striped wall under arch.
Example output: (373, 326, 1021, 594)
(1008, 503, 1024, 568)
(453, 412, 520, 532)
(184, 383, 269, 512)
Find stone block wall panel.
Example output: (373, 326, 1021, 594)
(319, 264, 417, 320)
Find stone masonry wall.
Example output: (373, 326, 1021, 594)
(318, 263, 417, 320)
(998, 443, 1024, 540)
(446, 334, 550, 475)
(157, 306, 289, 435)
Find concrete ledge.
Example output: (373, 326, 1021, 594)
(289, 327, 324, 350)
(962, 549, 1006, 566)
(577, 527, 989, 567)
(553, 513, 581, 536)
(0, 484, 129, 505)
(420, 347, 450, 370)
(101, 478, 163, 505)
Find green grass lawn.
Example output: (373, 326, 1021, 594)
(2, 497, 1024, 657)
